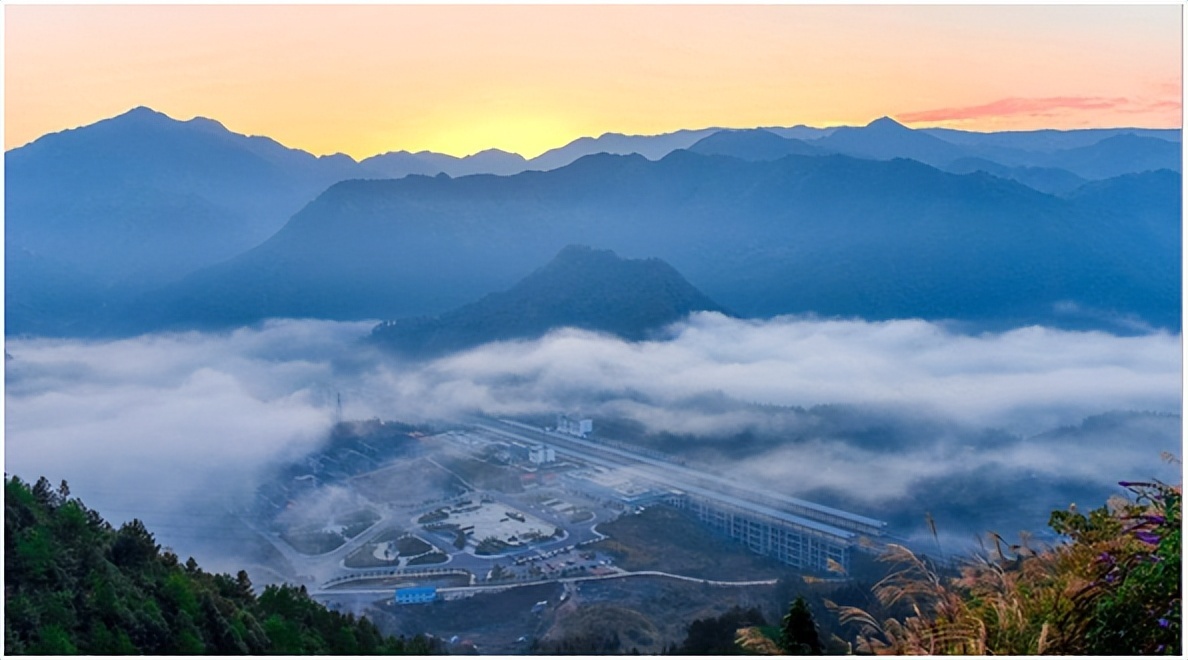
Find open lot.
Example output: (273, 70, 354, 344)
(351, 457, 464, 505)
(344, 530, 438, 569)
(514, 488, 608, 526)
(422, 500, 561, 555)
(589, 506, 797, 581)
(280, 507, 380, 556)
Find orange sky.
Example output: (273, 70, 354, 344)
(4, 4, 1182, 159)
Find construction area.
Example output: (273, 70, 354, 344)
(244, 415, 888, 613)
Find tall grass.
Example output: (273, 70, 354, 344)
(829, 475, 1181, 655)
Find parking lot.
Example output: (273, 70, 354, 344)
(439, 501, 559, 550)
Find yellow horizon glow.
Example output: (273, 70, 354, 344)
(5, 4, 1182, 159)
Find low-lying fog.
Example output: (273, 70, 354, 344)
(5, 313, 1181, 562)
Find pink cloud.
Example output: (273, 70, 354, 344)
(1119, 99, 1182, 113)
(899, 96, 1135, 123)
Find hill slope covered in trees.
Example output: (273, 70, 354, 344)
(371, 245, 728, 357)
(4, 475, 440, 655)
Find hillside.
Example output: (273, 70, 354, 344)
(3, 475, 440, 655)
(4, 107, 372, 335)
(142, 150, 1179, 334)
(371, 245, 727, 357)
(1041, 133, 1181, 179)
(942, 157, 1088, 195)
(5, 107, 366, 282)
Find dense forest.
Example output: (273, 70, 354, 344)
(4, 475, 441, 655)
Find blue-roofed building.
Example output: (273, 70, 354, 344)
(394, 586, 437, 605)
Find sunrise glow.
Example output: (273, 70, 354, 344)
(5, 4, 1182, 159)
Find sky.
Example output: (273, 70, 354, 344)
(3, 3, 1184, 159)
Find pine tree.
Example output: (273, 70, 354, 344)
(781, 596, 823, 655)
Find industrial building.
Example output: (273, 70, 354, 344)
(475, 418, 886, 574)
(665, 486, 857, 572)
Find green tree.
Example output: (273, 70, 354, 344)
(781, 596, 823, 655)
(676, 605, 767, 654)
(110, 519, 159, 568)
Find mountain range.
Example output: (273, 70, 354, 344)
(4, 107, 1181, 338)
(137, 148, 1177, 332)
(684, 119, 1181, 190)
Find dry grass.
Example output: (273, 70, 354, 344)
(829, 478, 1180, 655)
(833, 544, 989, 655)
(831, 536, 1116, 654)
(735, 626, 784, 654)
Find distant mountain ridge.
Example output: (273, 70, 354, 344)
(688, 129, 824, 160)
(371, 245, 728, 357)
(361, 148, 529, 178)
(811, 116, 970, 166)
(527, 128, 722, 170)
(682, 117, 1181, 181)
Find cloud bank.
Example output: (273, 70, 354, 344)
(378, 313, 1180, 433)
(5, 314, 1180, 554)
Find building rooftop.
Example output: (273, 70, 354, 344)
(675, 480, 857, 540)
(395, 586, 437, 595)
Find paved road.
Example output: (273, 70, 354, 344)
(312, 568, 779, 601)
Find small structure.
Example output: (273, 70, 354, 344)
(394, 586, 437, 605)
(528, 444, 556, 465)
(556, 414, 593, 438)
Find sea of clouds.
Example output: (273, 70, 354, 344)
(5, 313, 1180, 553)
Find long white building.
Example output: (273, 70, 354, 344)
(481, 417, 886, 573)
(664, 485, 858, 571)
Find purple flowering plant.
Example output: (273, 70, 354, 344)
(1082, 480, 1181, 654)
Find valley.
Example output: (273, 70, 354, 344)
(4, 5, 1181, 655)
(227, 416, 854, 652)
